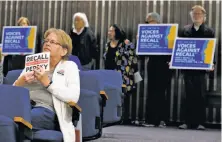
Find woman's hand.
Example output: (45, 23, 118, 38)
(14, 71, 35, 86)
(124, 39, 130, 45)
(24, 71, 35, 83)
(34, 66, 50, 87)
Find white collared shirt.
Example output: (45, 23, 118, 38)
(194, 25, 200, 31)
(73, 27, 84, 35)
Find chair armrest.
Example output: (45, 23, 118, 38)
(14, 117, 32, 129)
(100, 90, 108, 100)
(14, 117, 33, 141)
(68, 101, 82, 112)
(100, 90, 108, 107)
(68, 102, 82, 126)
(122, 84, 127, 94)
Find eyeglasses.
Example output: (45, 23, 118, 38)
(43, 39, 61, 46)
(145, 20, 155, 24)
(192, 12, 204, 16)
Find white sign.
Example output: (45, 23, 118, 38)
(25, 52, 50, 72)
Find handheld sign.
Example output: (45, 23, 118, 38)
(169, 38, 216, 70)
(136, 24, 178, 55)
(25, 52, 50, 72)
(1, 26, 37, 55)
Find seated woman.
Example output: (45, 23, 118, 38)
(13, 28, 80, 141)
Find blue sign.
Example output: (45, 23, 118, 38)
(170, 38, 216, 70)
(1, 26, 37, 55)
(136, 24, 178, 55)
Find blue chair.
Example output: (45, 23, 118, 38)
(0, 85, 32, 142)
(69, 55, 82, 71)
(79, 71, 108, 141)
(3, 69, 23, 85)
(68, 56, 124, 127)
(90, 70, 125, 127)
(32, 103, 82, 142)
(3, 70, 82, 142)
(0, 115, 18, 142)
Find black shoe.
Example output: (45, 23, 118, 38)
(179, 124, 188, 129)
(159, 121, 166, 128)
(197, 125, 205, 130)
(142, 123, 155, 127)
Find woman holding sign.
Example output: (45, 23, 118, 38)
(14, 28, 80, 141)
(3, 17, 30, 76)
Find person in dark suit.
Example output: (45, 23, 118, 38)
(178, 5, 215, 130)
(144, 12, 172, 127)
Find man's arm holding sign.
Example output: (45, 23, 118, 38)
(210, 28, 215, 71)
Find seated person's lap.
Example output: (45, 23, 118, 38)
(31, 107, 60, 131)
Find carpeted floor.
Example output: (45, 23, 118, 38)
(90, 125, 221, 142)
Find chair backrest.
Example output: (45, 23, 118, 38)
(92, 70, 123, 88)
(79, 71, 103, 94)
(4, 69, 23, 85)
(0, 85, 31, 123)
(69, 55, 82, 71)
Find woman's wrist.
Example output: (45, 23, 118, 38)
(45, 80, 53, 88)
(42, 78, 51, 88)
(14, 76, 26, 86)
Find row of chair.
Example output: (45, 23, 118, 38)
(0, 55, 126, 142)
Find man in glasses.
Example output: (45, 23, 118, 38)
(144, 12, 172, 128)
(178, 5, 215, 130)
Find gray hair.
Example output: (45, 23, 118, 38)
(146, 12, 161, 23)
(72, 12, 89, 29)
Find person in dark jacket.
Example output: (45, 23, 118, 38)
(143, 12, 172, 128)
(70, 12, 98, 70)
(178, 5, 215, 130)
(3, 17, 30, 76)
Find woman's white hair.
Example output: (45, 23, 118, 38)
(72, 12, 89, 29)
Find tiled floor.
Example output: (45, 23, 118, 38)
(90, 125, 221, 142)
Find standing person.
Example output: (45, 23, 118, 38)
(3, 17, 30, 76)
(104, 24, 138, 95)
(144, 12, 172, 127)
(103, 24, 138, 123)
(178, 5, 215, 130)
(70, 12, 98, 70)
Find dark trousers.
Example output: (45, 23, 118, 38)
(31, 107, 60, 131)
(183, 71, 206, 127)
(3, 55, 26, 76)
(146, 58, 172, 125)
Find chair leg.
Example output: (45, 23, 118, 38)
(75, 114, 82, 142)
(17, 125, 25, 142)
